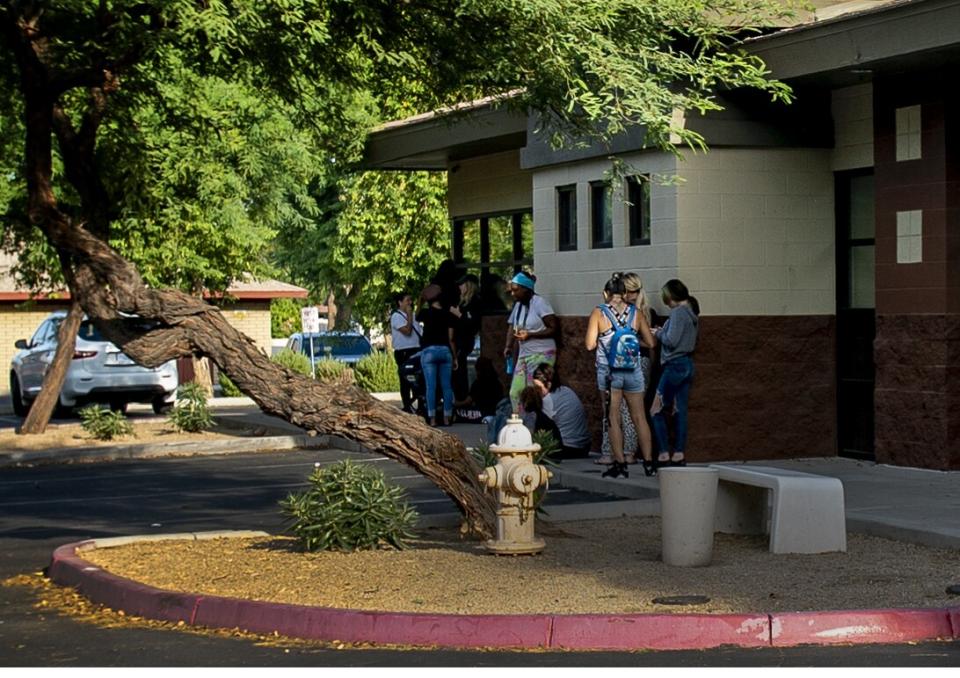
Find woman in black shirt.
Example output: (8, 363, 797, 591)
(416, 284, 458, 427)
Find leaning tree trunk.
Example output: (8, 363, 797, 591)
(6, 9, 496, 537)
(19, 302, 84, 434)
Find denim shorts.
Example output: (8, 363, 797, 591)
(596, 362, 647, 393)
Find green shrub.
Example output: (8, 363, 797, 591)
(280, 460, 418, 552)
(78, 405, 133, 441)
(169, 382, 214, 432)
(218, 372, 243, 397)
(353, 350, 399, 392)
(313, 357, 352, 383)
(271, 348, 312, 376)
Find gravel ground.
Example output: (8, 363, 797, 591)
(83, 517, 960, 615)
(0, 419, 276, 451)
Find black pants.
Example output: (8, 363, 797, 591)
(393, 347, 420, 412)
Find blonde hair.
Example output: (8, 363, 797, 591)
(622, 271, 650, 323)
(460, 279, 478, 305)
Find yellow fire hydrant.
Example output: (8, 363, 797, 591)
(477, 414, 553, 555)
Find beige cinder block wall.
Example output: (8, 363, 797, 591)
(217, 301, 273, 357)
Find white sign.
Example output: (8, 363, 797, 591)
(300, 306, 321, 334)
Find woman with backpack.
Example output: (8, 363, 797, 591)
(585, 272, 657, 478)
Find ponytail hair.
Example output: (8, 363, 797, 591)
(622, 271, 650, 323)
(604, 272, 626, 300)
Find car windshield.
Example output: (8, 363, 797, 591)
(77, 320, 104, 342)
(302, 335, 370, 356)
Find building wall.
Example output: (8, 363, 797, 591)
(0, 302, 70, 392)
(216, 301, 273, 357)
(832, 83, 874, 171)
(674, 148, 836, 316)
(872, 71, 960, 470)
(478, 147, 839, 461)
(530, 151, 679, 316)
(447, 150, 532, 218)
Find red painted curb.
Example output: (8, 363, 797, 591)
(48, 540, 959, 650)
(948, 608, 960, 639)
(49, 544, 199, 625)
(550, 613, 770, 650)
(771, 608, 954, 646)
(193, 597, 552, 648)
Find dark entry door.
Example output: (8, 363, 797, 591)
(835, 169, 876, 460)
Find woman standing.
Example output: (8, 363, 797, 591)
(650, 279, 700, 467)
(416, 284, 457, 427)
(503, 272, 557, 410)
(453, 273, 482, 401)
(585, 273, 657, 478)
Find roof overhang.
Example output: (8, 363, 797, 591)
(748, 0, 960, 85)
(363, 100, 527, 170)
(363, 0, 960, 170)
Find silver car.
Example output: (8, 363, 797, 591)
(10, 311, 178, 416)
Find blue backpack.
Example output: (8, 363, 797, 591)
(599, 305, 641, 371)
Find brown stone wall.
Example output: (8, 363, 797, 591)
(871, 71, 960, 469)
(874, 314, 960, 470)
(481, 313, 837, 461)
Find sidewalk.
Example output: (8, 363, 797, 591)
(200, 397, 960, 550)
(6, 394, 959, 549)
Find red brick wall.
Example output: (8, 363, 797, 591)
(481, 313, 837, 462)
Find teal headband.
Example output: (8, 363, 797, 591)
(510, 272, 535, 291)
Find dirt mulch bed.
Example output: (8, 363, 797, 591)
(0, 419, 284, 452)
(83, 518, 960, 616)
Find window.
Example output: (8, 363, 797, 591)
(895, 105, 921, 161)
(626, 175, 651, 246)
(452, 210, 533, 313)
(556, 185, 577, 251)
(590, 181, 612, 249)
(896, 210, 923, 264)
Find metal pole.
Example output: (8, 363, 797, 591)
(309, 335, 316, 379)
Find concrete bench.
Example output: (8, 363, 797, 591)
(709, 464, 847, 554)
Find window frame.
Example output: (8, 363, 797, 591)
(589, 180, 613, 249)
(556, 184, 577, 252)
(626, 174, 651, 246)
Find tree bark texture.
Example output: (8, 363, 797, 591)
(4, 9, 497, 538)
(19, 302, 84, 434)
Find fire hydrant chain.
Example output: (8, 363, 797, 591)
(476, 414, 553, 555)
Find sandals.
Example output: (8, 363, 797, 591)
(601, 461, 629, 479)
(594, 454, 614, 465)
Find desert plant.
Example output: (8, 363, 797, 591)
(218, 372, 243, 397)
(271, 348, 312, 376)
(169, 382, 214, 432)
(313, 357, 352, 383)
(280, 460, 418, 552)
(353, 350, 399, 392)
(78, 405, 133, 441)
(531, 429, 560, 466)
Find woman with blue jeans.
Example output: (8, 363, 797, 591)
(416, 284, 457, 427)
(651, 279, 700, 468)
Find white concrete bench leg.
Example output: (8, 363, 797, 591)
(769, 476, 847, 554)
(715, 480, 766, 536)
(711, 465, 847, 554)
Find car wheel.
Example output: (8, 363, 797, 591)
(152, 397, 173, 415)
(10, 373, 31, 417)
(109, 400, 128, 414)
(53, 396, 73, 419)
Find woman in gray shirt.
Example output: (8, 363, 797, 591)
(651, 279, 699, 468)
